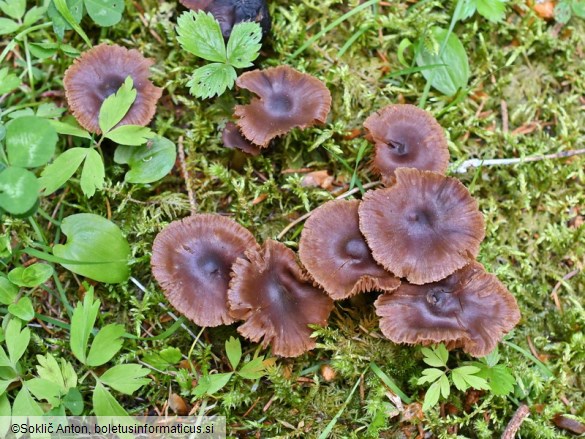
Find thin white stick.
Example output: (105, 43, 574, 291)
(453, 148, 585, 174)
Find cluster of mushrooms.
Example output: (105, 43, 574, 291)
(58, 21, 520, 359)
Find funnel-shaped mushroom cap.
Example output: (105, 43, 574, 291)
(359, 168, 485, 284)
(63, 44, 162, 134)
(151, 214, 258, 327)
(222, 122, 261, 156)
(228, 239, 334, 357)
(374, 261, 520, 357)
(234, 66, 332, 147)
(364, 104, 449, 184)
(299, 199, 400, 300)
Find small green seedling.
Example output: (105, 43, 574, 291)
(0, 0, 47, 37)
(417, 344, 490, 411)
(0, 262, 53, 321)
(176, 11, 262, 98)
(192, 336, 268, 397)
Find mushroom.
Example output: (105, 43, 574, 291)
(63, 44, 162, 134)
(228, 239, 334, 357)
(374, 261, 521, 357)
(222, 122, 261, 156)
(359, 168, 485, 284)
(234, 66, 332, 147)
(151, 214, 258, 327)
(363, 104, 449, 184)
(299, 199, 400, 300)
(179, 0, 271, 38)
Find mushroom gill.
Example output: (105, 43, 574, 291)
(374, 261, 521, 357)
(228, 239, 334, 357)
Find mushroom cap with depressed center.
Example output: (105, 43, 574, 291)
(222, 122, 261, 156)
(364, 104, 449, 184)
(359, 168, 485, 284)
(374, 261, 521, 357)
(151, 214, 258, 327)
(63, 44, 162, 134)
(234, 66, 332, 147)
(228, 239, 334, 357)
(299, 199, 400, 300)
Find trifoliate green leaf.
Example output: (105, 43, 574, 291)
(226, 21, 262, 68)
(187, 63, 237, 99)
(176, 11, 226, 63)
(452, 365, 490, 391)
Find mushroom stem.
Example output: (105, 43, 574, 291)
(453, 148, 585, 174)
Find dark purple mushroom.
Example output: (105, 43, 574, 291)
(234, 66, 332, 147)
(299, 199, 400, 300)
(63, 44, 162, 134)
(359, 168, 485, 284)
(151, 214, 258, 327)
(222, 122, 261, 156)
(228, 239, 334, 357)
(374, 261, 521, 357)
(364, 104, 450, 184)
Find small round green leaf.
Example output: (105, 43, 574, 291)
(6, 116, 58, 168)
(84, 0, 124, 27)
(8, 263, 54, 287)
(0, 167, 40, 215)
(0, 276, 18, 305)
(114, 137, 176, 184)
(53, 213, 131, 283)
(8, 297, 35, 321)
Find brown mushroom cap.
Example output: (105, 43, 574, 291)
(151, 214, 258, 327)
(359, 168, 485, 284)
(234, 66, 332, 147)
(363, 104, 449, 184)
(299, 199, 400, 300)
(222, 122, 261, 156)
(374, 261, 521, 357)
(63, 44, 162, 134)
(228, 239, 334, 357)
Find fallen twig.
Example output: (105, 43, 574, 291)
(453, 148, 585, 174)
(501, 404, 530, 439)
